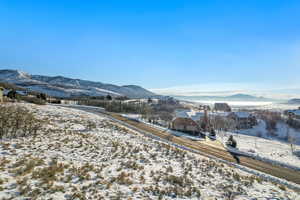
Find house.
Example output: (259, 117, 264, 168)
(228, 112, 257, 129)
(0, 87, 3, 103)
(171, 118, 200, 135)
(174, 109, 206, 123)
(285, 109, 300, 120)
(61, 100, 78, 105)
(47, 97, 61, 104)
(170, 109, 204, 135)
(214, 103, 231, 112)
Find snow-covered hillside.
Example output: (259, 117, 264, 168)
(0, 103, 299, 199)
(0, 69, 156, 98)
(215, 120, 300, 169)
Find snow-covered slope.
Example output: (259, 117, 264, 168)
(1, 103, 299, 199)
(0, 69, 156, 98)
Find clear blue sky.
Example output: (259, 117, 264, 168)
(0, 0, 299, 91)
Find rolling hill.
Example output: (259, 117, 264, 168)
(0, 69, 156, 98)
(173, 93, 272, 102)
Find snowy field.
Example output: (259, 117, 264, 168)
(0, 103, 299, 200)
(218, 120, 300, 170)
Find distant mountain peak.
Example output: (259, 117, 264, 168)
(227, 93, 258, 98)
(122, 85, 143, 88)
(288, 99, 300, 104)
(0, 69, 31, 79)
(173, 93, 272, 102)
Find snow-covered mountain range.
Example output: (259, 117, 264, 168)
(0, 69, 156, 98)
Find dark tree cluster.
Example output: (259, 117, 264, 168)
(7, 90, 19, 100)
(37, 93, 47, 101)
(78, 99, 151, 114)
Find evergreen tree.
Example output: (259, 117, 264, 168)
(106, 94, 112, 101)
(7, 90, 18, 99)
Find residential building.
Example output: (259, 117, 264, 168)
(228, 112, 257, 129)
(171, 117, 201, 135)
(285, 109, 300, 120)
(61, 100, 78, 105)
(170, 109, 204, 135)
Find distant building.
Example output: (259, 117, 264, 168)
(174, 109, 206, 123)
(171, 109, 204, 135)
(171, 109, 259, 133)
(285, 109, 300, 120)
(171, 117, 201, 135)
(61, 100, 78, 105)
(124, 99, 145, 104)
(214, 103, 231, 112)
(0, 87, 3, 103)
(228, 112, 257, 129)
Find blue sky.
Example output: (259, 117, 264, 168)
(0, 0, 299, 95)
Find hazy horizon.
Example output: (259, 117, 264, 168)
(150, 83, 300, 100)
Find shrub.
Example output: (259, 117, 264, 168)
(86, 120, 96, 131)
(116, 172, 133, 185)
(0, 105, 44, 139)
(32, 159, 64, 184)
(164, 175, 187, 187)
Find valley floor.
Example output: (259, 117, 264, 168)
(0, 103, 299, 200)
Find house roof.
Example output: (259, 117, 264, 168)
(174, 109, 204, 121)
(295, 110, 300, 116)
(231, 112, 251, 118)
(173, 117, 199, 126)
(210, 112, 231, 117)
(175, 109, 234, 120)
(288, 110, 300, 116)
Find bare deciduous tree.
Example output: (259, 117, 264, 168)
(287, 127, 296, 153)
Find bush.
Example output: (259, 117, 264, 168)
(32, 159, 64, 184)
(0, 105, 44, 139)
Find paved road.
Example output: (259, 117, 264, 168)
(56, 104, 300, 190)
